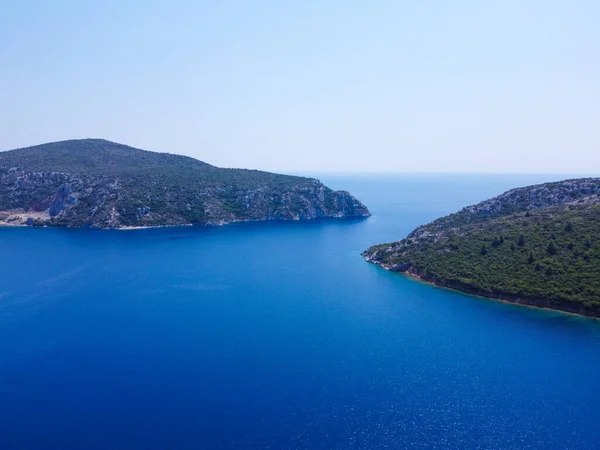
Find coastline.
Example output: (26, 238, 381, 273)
(0, 214, 368, 231)
(367, 261, 600, 320)
(0, 210, 49, 227)
(117, 223, 194, 231)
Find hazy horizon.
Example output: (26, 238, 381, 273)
(2, 1, 599, 173)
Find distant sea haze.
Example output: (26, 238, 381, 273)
(0, 174, 598, 449)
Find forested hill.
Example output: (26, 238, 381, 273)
(0, 139, 370, 228)
(363, 178, 600, 317)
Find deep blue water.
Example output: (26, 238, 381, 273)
(1, 174, 599, 449)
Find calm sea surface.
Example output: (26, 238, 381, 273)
(1, 174, 599, 449)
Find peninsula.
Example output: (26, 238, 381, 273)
(0, 139, 369, 228)
(363, 178, 600, 317)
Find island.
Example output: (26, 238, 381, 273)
(0, 139, 370, 228)
(363, 178, 600, 318)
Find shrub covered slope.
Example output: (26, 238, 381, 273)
(363, 179, 600, 317)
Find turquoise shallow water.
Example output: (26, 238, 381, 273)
(0, 174, 599, 449)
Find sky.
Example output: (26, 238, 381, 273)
(1, 0, 599, 173)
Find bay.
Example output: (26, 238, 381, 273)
(1, 174, 598, 449)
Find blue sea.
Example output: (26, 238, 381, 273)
(1, 174, 599, 449)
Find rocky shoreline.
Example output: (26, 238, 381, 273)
(363, 254, 600, 319)
(1, 213, 368, 230)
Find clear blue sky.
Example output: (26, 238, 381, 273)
(2, 1, 599, 173)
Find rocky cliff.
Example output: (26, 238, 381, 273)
(0, 139, 370, 228)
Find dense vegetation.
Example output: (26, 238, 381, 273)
(0, 139, 369, 228)
(363, 180, 600, 317)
